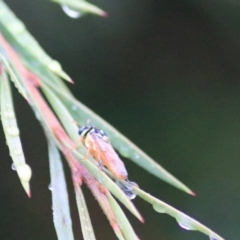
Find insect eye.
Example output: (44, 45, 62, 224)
(78, 126, 92, 136)
(78, 126, 86, 135)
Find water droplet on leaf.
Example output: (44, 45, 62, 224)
(62, 5, 82, 19)
(63, 217, 70, 226)
(48, 183, 53, 191)
(120, 146, 129, 152)
(134, 153, 139, 159)
(16, 164, 32, 182)
(12, 148, 23, 156)
(178, 222, 191, 230)
(152, 204, 166, 213)
(34, 111, 41, 121)
(115, 180, 137, 200)
(3, 109, 14, 119)
(71, 105, 77, 111)
(209, 236, 218, 240)
(6, 126, 20, 136)
(9, 21, 25, 34)
(11, 163, 16, 170)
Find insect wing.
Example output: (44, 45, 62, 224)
(90, 132, 108, 152)
(91, 134, 128, 180)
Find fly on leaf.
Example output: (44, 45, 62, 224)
(78, 125, 128, 180)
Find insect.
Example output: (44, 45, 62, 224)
(78, 125, 128, 180)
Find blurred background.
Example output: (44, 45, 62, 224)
(0, 0, 240, 239)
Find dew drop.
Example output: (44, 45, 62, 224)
(12, 148, 23, 156)
(63, 217, 70, 226)
(48, 183, 53, 191)
(115, 180, 137, 200)
(120, 145, 128, 151)
(6, 126, 20, 136)
(152, 204, 166, 213)
(134, 153, 139, 159)
(80, 207, 84, 212)
(8, 21, 25, 34)
(128, 193, 137, 200)
(71, 105, 77, 111)
(11, 163, 16, 171)
(61, 5, 82, 19)
(16, 164, 32, 182)
(34, 111, 41, 121)
(48, 60, 61, 72)
(3, 110, 14, 119)
(209, 237, 218, 240)
(178, 222, 191, 231)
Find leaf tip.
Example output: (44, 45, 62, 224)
(140, 216, 145, 223)
(190, 191, 196, 197)
(69, 79, 74, 84)
(101, 11, 108, 18)
(21, 181, 31, 198)
(27, 189, 31, 198)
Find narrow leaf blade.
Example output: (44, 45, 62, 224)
(107, 193, 139, 240)
(0, 1, 72, 82)
(47, 136, 75, 240)
(0, 50, 27, 99)
(75, 186, 96, 240)
(0, 68, 31, 196)
(134, 187, 224, 240)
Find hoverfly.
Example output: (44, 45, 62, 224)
(78, 125, 128, 180)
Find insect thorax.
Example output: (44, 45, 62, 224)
(78, 125, 109, 142)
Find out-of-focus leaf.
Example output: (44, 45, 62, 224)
(51, 0, 107, 17)
(42, 86, 143, 222)
(107, 193, 139, 240)
(0, 0, 71, 82)
(75, 186, 96, 240)
(134, 187, 224, 240)
(47, 135, 74, 240)
(0, 68, 31, 196)
(0, 50, 27, 99)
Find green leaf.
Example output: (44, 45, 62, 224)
(47, 136, 75, 240)
(42, 86, 143, 222)
(0, 68, 31, 196)
(0, 0, 72, 82)
(134, 187, 225, 240)
(0, 50, 27, 100)
(75, 186, 96, 240)
(51, 0, 107, 17)
(0, 0, 193, 194)
(72, 147, 144, 222)
(107, 193, 139, 240)
(43, 78, 194, 195)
